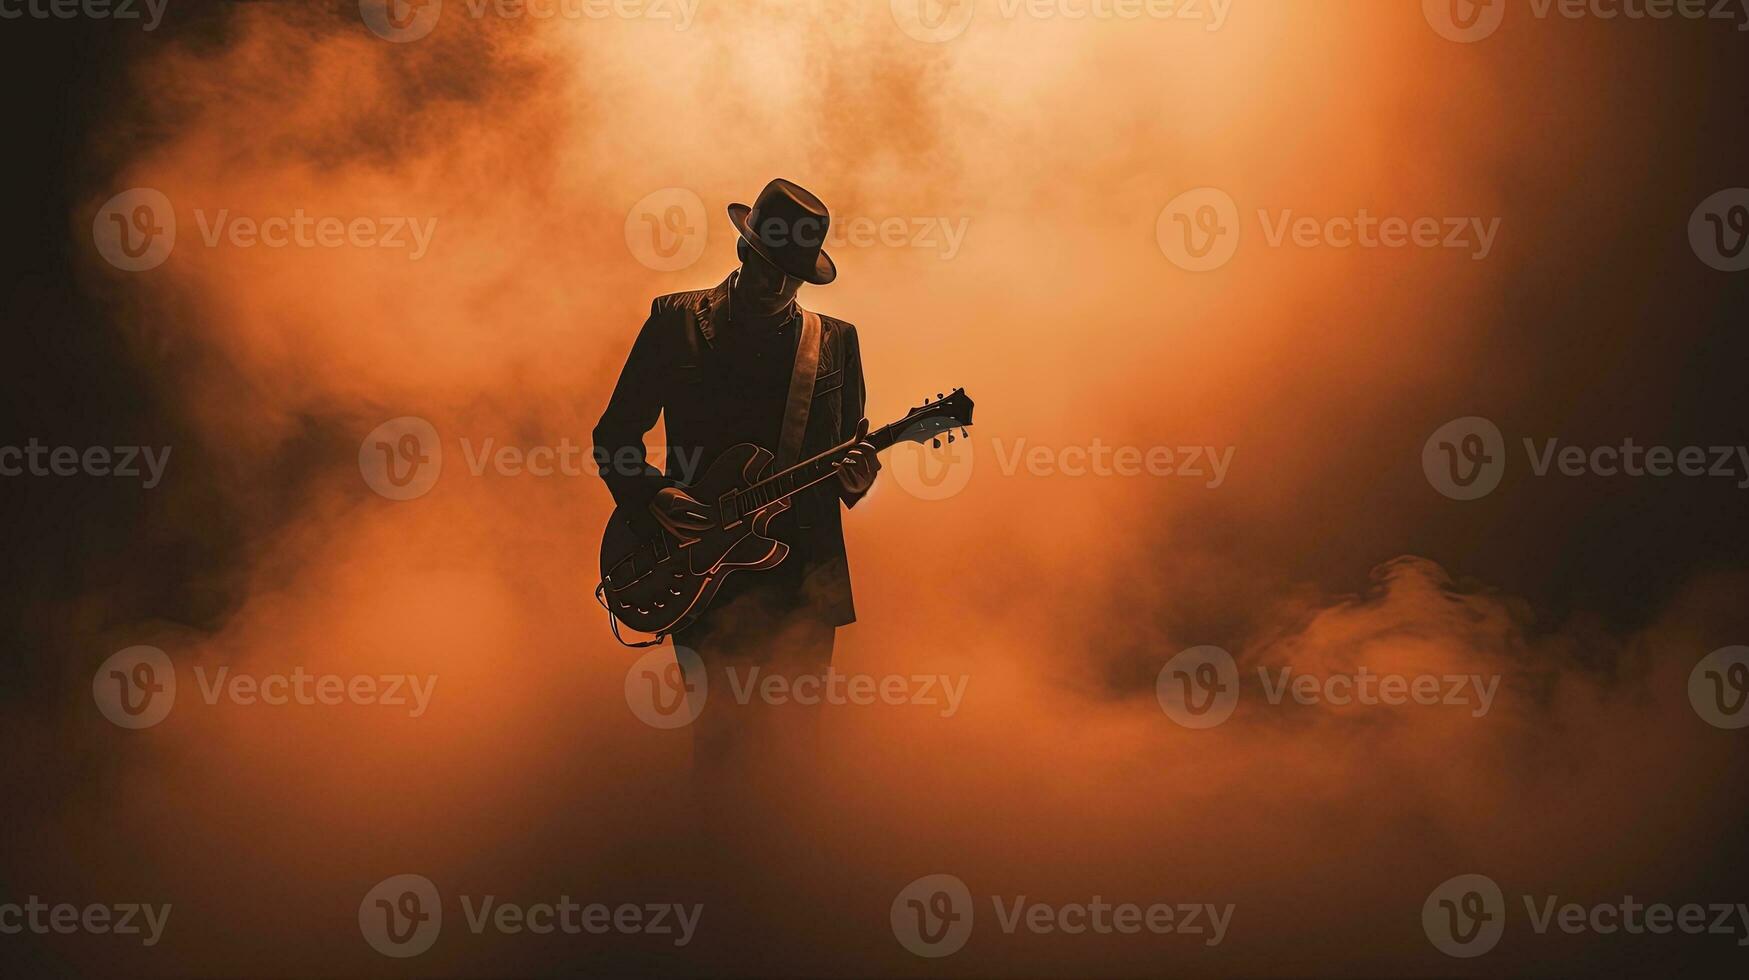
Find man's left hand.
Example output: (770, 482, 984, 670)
(836, 418, 881, 494)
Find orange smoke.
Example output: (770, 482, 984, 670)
(34, 2, 1747, 976)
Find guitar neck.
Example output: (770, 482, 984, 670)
(738, 420, 905, 511)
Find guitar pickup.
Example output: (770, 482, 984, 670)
(607, 555, 642, 586)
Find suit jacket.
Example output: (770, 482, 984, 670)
(593, 273, 868, 627)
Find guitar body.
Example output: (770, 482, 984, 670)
(597, 443, 792, 638)
(593, 388, 974, 644)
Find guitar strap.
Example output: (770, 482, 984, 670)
(777, 309, 823, 469)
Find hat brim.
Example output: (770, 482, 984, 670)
(727, 203, 837, 285)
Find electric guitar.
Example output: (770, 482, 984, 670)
(595, 388, 974, 642)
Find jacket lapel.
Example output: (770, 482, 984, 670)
(695, 272, 735, 348)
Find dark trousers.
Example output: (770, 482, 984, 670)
(668, 586, 837, 950)
(672, 583, 836, 778)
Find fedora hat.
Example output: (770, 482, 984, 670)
(727, 178, 837, 285)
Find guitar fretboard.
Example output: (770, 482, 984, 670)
(735, 421, 905, 511)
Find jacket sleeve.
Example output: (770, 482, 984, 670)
(837, 322, 871, 509)
(593, 301, 677, 520)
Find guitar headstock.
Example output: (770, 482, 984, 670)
(892, 388, 975, 446)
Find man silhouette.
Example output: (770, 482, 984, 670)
(594, 178, 879, 768)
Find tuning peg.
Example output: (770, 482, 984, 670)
(937, 392, 945, 400)
(932, 437, 941, 448)
(946, 433, 955, 443)
(960, 427, 969, 438)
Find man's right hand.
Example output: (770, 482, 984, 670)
(649, 486, 713, 539)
